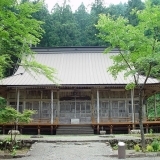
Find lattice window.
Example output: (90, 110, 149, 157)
(100, 101, 110, 117)
(25, 101, 40, 119)
(128, 101, 139, 113)
(9, 102, 23, 111)
(41, 102, 51, 118)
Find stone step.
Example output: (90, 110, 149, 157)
(56, 125, 94, 135)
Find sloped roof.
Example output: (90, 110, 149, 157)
(0, 47, 159, 86)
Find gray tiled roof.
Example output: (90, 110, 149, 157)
(1, 47, 159, 86)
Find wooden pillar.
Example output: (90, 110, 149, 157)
(23, 101, 26, 111)
(128, 125, 131, 134)
(131, 89, 135, 129)
(51, 90, 54, 124)
(51, 126, 53, 135)
(110, 125, 113, 134)
(16, 89, 20, 130)
(97, 89, 100, 133)
(7, 92, 9, 106)
(109, 90, 111, 121)
(38, 126, 40, 135)
(97, 125, 99, 134)
(125, 91, 128, 117)
(146, 101, 148, 117)
(142, 90, 146, 119)
(23, 89, 26, 111)
(20, 126, 23, 134)
(3, 126, 5, 135)
(40, 91, 43, 120)
(57, 91, 60, 119)
(146, 124, 149, 134)
(154, 94, 157, 120)
(91, 89, 94, 123)
(16, 89, 20, 112)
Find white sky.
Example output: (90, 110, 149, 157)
(45, 0, 129, 12)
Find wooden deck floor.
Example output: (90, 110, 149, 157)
(1, 119, 160, 135)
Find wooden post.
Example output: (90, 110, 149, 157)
(51, 126, 53, 135)
(20, 126, 23, 134)
(146, 102, 148, 118)
(154, 94, 157, 120)
(51, 90, 54, 124)
(40, 91, 43, 120)
(91, 89, 94, 123)
(16, 89, 20, 130)
(110, 125, 113, 134)
(16, 89, 20, 112)
(128, 125, 131, 134)
(97, 125, 99, 134)
(7, 92, 9, 106)
(3, 126, 5, 135)
(57, 91, 60, 120)
(38, 126, 40, 135)
(131, 89, 135, 129)
(23, 89, 26, 112)
(109, 90, 111, 121)
(97, 89, 100, 134)
(146, 124, 149, 134)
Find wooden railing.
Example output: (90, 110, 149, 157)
(32, 119, 50, 124)
(100, 117, 131, 123)
(91, 116, 96, 123)
(53, 117, 59, 125)
(17, 117, 160, 125)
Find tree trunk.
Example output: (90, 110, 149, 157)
(139, 88, 145, 152)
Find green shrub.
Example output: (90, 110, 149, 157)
(151, 140, 160, 151)
(146, 145, 154, 152)
(113, 144, 118, 150)
(134, 144, 141, 152)
(149, 129, 153, 134)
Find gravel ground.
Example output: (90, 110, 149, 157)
(8, 142, 160, 160)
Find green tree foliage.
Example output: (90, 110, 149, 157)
(151, 0, 160, 5)
(0, 107, 34, 125)
(0, 97, 6, 108)
(48, 3, 80, 46)
(106, 3, 127, 18)
(91, 0, 105, 15)
(85, 0, 106, 46)
(26, 0, 160, 48)
(147, 94, 160, 119)
(95, 0, 160, 150)
(24, 0, 129, 47)
(32, 1, 51, 47)
(0, 0, 56, 81)
(0, 106, 35, 152)
(125, 0, 144, 26)
(74, 3, 90, 46)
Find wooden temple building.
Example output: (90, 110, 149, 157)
(0, 47, 160, 135)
